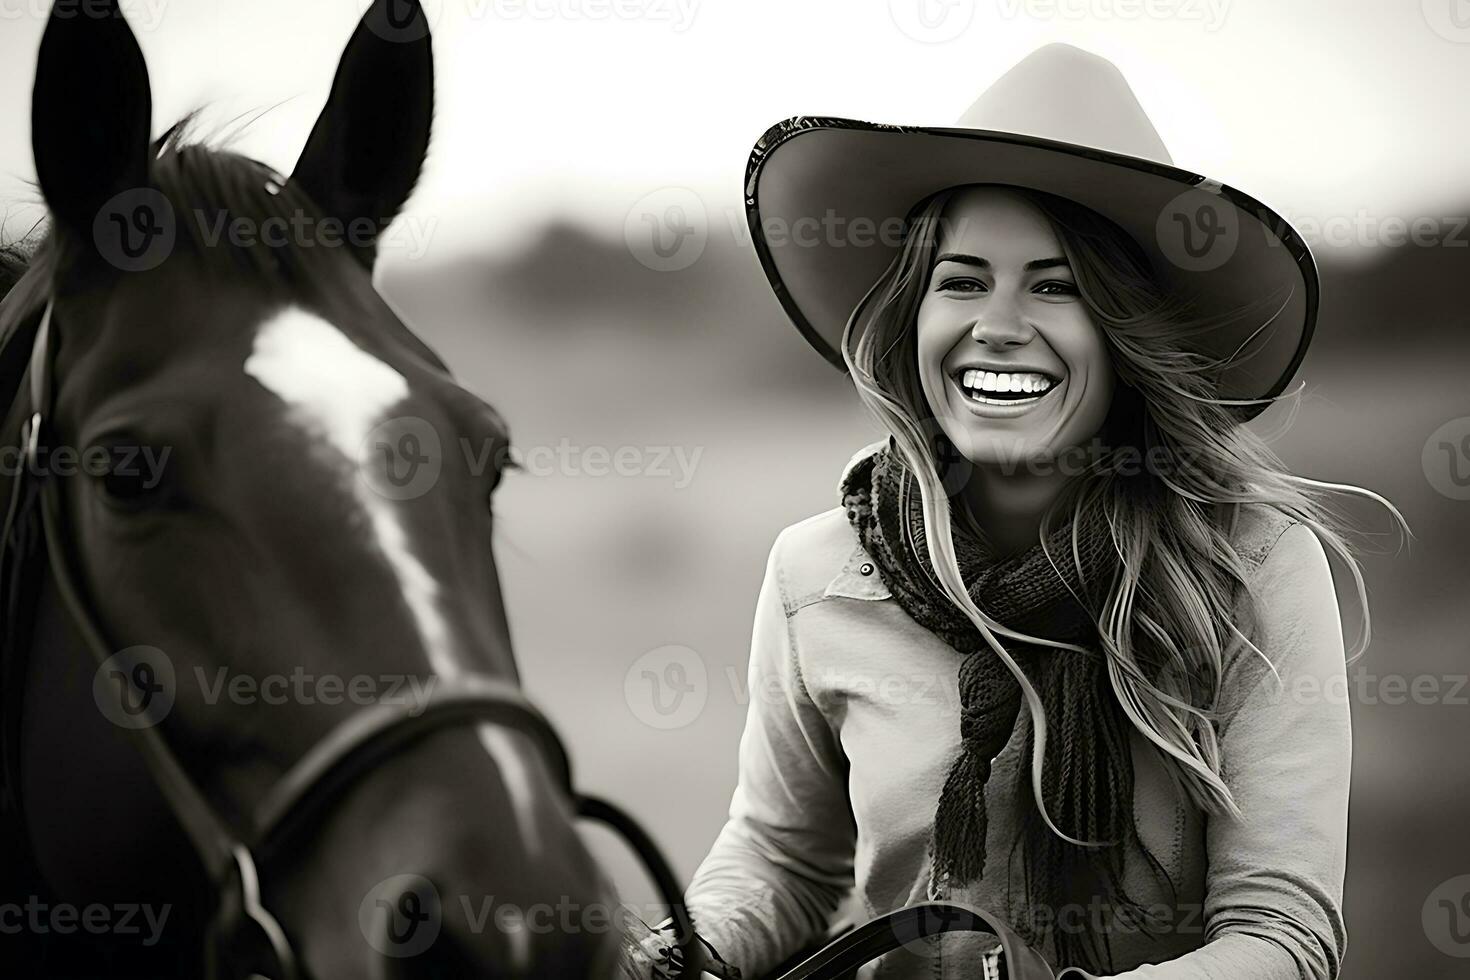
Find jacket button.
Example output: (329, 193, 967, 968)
(859, 562, 874, 576)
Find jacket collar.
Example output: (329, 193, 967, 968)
(825, 439, 893, 602)
(824, 541, 891, 602)
(838, 437, 889, 489)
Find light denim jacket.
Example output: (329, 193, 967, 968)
(685, 442, 1351, 980)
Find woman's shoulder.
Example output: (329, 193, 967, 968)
(767, 440, 892, 593)
(1223, 503, 1339, 670)
(1226, 501, 1306, 575)
(768, 506, 865, 601)
(1219, 505, 1342, 714)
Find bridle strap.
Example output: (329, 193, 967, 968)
(252, 674, 572, 856)
(253, 685, 700, 973)
(27, 300, 246, 887)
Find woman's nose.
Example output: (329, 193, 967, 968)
(968, 295, 1034, 348)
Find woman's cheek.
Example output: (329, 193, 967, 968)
(914, 306, 951, 415)
(1068, 361, 1117, 445)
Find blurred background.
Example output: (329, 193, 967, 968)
(2, 1, 1467, 976)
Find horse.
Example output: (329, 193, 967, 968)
(0, 1, 693, 977)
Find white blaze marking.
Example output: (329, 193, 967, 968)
(244, 307, 545, 871)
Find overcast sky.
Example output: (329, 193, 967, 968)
(2, 0, 1468, 263)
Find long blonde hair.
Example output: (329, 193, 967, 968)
(843, 185, 1407, 842)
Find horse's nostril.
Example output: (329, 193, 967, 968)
(370, 909, 525, 980)
(373, 932, 472, 980)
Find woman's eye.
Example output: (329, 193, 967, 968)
(1034, 279, 1079, 296)
(936, 277, 985, 293)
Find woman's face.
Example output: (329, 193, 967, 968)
(916, 186, 1117, 468)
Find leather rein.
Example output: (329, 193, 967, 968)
(0, 299, 699, 979)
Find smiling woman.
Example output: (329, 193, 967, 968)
(616, 43, 1412, 980)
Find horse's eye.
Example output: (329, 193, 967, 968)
(93, 445, 167, 508)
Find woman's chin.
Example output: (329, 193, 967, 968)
(946, 430, 1054, 472)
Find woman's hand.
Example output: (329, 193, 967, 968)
(616, 912, 742, 980)
(616, 911, 683, 979)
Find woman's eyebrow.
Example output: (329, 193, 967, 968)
(935, 252, 987, 268)
(934, 252, 1070, 271)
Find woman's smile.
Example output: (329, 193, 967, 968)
(948, 366, 1066, 419)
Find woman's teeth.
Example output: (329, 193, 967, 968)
(958, 369, 1057, 402)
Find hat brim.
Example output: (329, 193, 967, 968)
(744, 117, 1318, 423)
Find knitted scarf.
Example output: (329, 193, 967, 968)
(840, 446, 1156, 972)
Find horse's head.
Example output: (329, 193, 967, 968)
(11, 0, 622, 975)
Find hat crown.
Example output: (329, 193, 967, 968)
(955, 43, 1172, 165)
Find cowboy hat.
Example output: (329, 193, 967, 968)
(743, 43, 1316, 423)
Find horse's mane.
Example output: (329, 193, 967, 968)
(3, 115, 353, 305)
(0, 114, 450, 378)
(0, 240, 45, 409)
(99, 117, 363, 301)
(0, 243, 28, 300)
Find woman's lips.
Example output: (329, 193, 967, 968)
(949, 374, 1065, 420)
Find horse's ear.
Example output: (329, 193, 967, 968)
(290, 0, 434, 269)
(31, 0, 153, 243)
